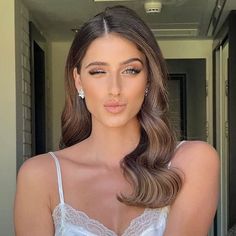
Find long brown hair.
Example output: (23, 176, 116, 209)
(60, 5, 182, 208)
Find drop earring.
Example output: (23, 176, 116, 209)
(78, 88, 85, 99)
(145, 87, 148, 97)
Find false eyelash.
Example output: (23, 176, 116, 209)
(124, 68, 141, 74)
(88, 70, 106, 75)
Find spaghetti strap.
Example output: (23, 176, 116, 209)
(176, 140, 186, 149)
(168, 140, 187, 169)
(49, 152, 65, 204)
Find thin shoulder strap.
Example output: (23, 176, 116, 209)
(49, 152, 65, 204)
(168, 140, 187, 169)
(176, 140, 186, 149)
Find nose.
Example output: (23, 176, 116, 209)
(108, 72, 121, 96)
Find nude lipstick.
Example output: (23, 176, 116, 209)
(104, 101, 126, 114)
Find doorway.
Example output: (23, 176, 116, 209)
(30, 22, 46, 155)
(167, 59, 207, 141)
(167, 73, 187, 141)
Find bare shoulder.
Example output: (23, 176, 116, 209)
(164, 141, 220, 235)
(14, 153, 56, 235)
(17, 153, 54, 186)
(15, 153, 56, 207)
(172, 140, 219, 175)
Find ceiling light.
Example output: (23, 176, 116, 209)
(144, 0, 162, 13)
(151, 28, 198, 37)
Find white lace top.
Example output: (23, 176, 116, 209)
(49, 141, 185, 236)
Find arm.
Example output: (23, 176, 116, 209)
(14, 155, 54, 236)
(164, 141, 220, 236)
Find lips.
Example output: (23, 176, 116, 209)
(104, 101, 126, 114)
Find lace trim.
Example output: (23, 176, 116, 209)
(123, 207, 168, 236)
(52, 203, 169, 236)
(53, 203, 115, 235)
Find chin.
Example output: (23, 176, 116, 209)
(101, 114, 139, 129)
(102, 119, 129, 128)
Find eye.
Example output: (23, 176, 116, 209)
(88, 69, 106, 75)
(122, 67, 141, 75)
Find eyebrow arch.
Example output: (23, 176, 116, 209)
(121, 58, 144, 65)
(85, 57, 144, 69)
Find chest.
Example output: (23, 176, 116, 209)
(63, 171, 147, 233)
(50, 158, 169, 235)
(51, 165, 154, 234)
(53, 203, 169, 236)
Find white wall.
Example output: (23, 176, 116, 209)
(15, 0, 32, 169)
(0, 0, 17, 235)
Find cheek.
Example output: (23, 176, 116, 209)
(82, 78, 104, 99)
(82, 82, 104, 113)
(126, 83, 146, 111)
(126, 79, 146, 98)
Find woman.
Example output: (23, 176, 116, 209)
(14, 5, 219, 236)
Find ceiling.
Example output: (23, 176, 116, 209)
(21, 0, 236, 41)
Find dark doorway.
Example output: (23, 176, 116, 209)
(30, 22, 46, 155)
(167, 59, 207, 141)
(33, 42, 46, 154)
(168, 74, 187, 140)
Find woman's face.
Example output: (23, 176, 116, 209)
(73, 33, 148, 128)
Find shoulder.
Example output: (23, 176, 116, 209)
(15, 154, 56, 235)
(18, 153, 54, 177)
(16, 153, 55, 193)
(164, 141, 219, 234)
(172, 140, 219, 176)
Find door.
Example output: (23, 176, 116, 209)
(167, 59, 207, 141)
(167, 73, 187, 141)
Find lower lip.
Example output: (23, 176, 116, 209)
(104, 105, 126, 114)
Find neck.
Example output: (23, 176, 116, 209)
(86, 118, 141, 168)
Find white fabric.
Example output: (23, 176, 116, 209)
(49, 141, 185, 236)
(52, 202, 169, 236)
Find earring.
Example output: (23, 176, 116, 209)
(78, 88, 85, 99)
(145, 87, 148, 97)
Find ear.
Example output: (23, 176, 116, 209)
(73, 67, 82, 91)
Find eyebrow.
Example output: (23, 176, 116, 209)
(85, 57, 144, 69)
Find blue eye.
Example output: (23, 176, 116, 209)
(123, 68, 141, 75)
(89, 70, 106, 75)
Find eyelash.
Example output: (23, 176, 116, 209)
(89, 70, 105, 75)
(88, 68, 141, 75)
(123, 68, 141, 75)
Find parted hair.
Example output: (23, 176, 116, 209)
(60, 5, 182, 208)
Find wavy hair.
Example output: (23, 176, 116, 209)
(60, 5, 182, 208)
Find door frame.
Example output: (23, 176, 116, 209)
(213, 10, 236, 234)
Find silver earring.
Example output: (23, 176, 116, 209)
(78, 88, 85, 99)
(145, 87, 148, 97)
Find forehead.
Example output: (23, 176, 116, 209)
(82, 33, 145, 64)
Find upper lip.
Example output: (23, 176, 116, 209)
(104, 101, 126, 107)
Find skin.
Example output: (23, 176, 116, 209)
(14, 33, 219, 236)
